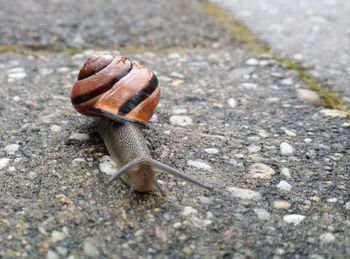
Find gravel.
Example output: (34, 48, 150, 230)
(0, 0, 349, 258)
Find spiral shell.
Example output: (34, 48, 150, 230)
(71, 54, 160, 124)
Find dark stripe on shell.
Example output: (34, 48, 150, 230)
(78, 55, 114, 80)
(118, 74, 159, 116)
(71, 61, 133, 105)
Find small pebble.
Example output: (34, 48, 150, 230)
(55, 246, 68, 256)
(249, 163, 276, 180)
(345, 202, 350, 210)
(320, 109, 348, 118)
(246, 58, 259, 66)
(0, 158, 11, 170)
(327, 197, 338, 203)
(297, 89, 321, 106)
(280, 142, 294, 156)
(99, 156, 118, 175)
(277, 180, 292, 192)
(50, 231, 66, 243)
(258, 129, 269, 138)
(283, 214, 305, 225)
(273, 200, 291, 209)
(182, 246, 193, 256)
(169, 115, 192, 127)
(199, 196, 210, 204)
(253, 208, 270, 220)
(282, 128, 297, 137)
(172, 108, 187, 114)
(181, 206, 197, 216)
(281, 167, 291, 178)
(83, 240, 100, 257)
(72, 158, 86, 167)
(173, 222, 182, 229)
(204, 148, 219, 154)
(187, 160, 212, 170)
(8, 67, 27, 80)
(280, 78, 293, 85)
(46, 250, 59, 259)
(13, 96, 20, 102)
(28, 171, 38, 178)
(69, 133, 90, 141)
(4, 144, 19, 155)
(341, 122, 350, 128)
(247, 145, 261, 153)
(242, 82, 257, 89)
(227, 98, 237, 108)
(50, 125, 62, 132)
(226, 187, 262, 201)
(319, 232, 336, 244)
(304, 138, 312, 143)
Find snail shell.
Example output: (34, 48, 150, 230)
(71, 54, 160, 124)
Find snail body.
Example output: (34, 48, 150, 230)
(71, 54, 211, 195)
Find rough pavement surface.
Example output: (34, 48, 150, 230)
(1, 0, 349, 258)
(212, 0, 350, 99)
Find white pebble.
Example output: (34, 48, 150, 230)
(304, 138, 312, 143)
(226, 187, 262, 201)
(55, 246, 68, 256)
(46, 250, 59, 259)
(246, 58, 259, 66)
(57, 67, 70, 73)
(282, 128, 297, 137)
(277, 180, 292, 192)
(227, 98, 237, 108)
(50, 231, 66, 243)
(242, 82, 257, 89)
(342, 122, 350, 128)
(4, 144, 19, 155)
(283, 214, 305, 225)
(13, 96, 20, 102)
(204, 148, 219, 154)
(320, 109, 348, 118)
(258, 129, 269, 138)
(345, 202, 350, 210)
(273, 200, 291, 209)
(72, 158, 86, 167)
(280, 142, 294, 156)
(50, 125, 62, 132)
(297, 89, 321, 106)
(249, 163, 276, 180)
(182, 206, 198, 216)
(281, 167, 291, 178)
(253, 208, 271, 220)
(99, 156, 118, 175)
(169, 115, 192, 127)
(319, 232, 336, 244)
(172, 108, 187, 114)
(0, 158, 10, 170)
(187, 160, 212, 170)
(281, 78, 293, 85)
(8, 67, 27, 80)
(247, 145, 261, 153)
(69, 133, 90, 141)
(199, 196, 210, 204)
(83, 240, 100, 257)
(327, 197, 338, 203)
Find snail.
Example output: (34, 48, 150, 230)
(71, 54, 212, 195)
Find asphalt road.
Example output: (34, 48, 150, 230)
(212, 0, 350, 99)
(0, 0, 349, 258)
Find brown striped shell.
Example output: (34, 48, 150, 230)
(71, 54, 160, 124)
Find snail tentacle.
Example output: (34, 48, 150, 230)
(106, 157, 212, 191)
